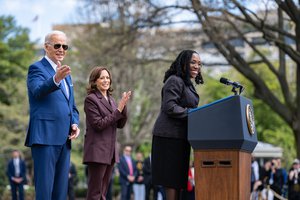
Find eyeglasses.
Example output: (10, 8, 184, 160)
(47, 43, 69, 50)
(190, 61, 203, 68)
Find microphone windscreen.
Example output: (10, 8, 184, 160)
(220, 77, 229, 84)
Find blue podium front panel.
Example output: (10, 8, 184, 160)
(188, 95, 257, 152)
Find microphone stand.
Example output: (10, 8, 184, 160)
(231, 85, 244, 95)
(232, 86, 238, 95)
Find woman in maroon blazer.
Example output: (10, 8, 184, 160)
(83, 66, 131, 200)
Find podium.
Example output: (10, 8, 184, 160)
(188, 95, 257, 200)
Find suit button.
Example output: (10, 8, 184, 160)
(68, 113, 71, 116)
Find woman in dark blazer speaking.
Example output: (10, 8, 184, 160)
(83, 66, 131, 200)
(151, 50, 204, 200)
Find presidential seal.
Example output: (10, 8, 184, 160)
(246, 104, 256, 135)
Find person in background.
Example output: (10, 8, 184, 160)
(68, 162, 77, 200)
(251, 156, 260, 192)
(25, 30, 80, 200)
(118, 145, 137, 200)
(250, 180, 263, 200)
(181, 161, 195, 200)
(83, 66, 131, 200)
(143, 154, 166, 200)
(260, 160, 271, 186)
(269, 158, 285, 200)
(143, 154, 158, 200)
(259, 160, 273, 200)
(276, 158, 288, 197)
(186, 162, 195, 200)
(6, 150, 27, 200)
(151, 50, 203, 200)
(288, 159, 300, 200)
(133, 152, 145, 200)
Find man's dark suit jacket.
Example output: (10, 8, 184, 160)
(6, 159, 27, 184)
(152, 75, 199, 139)
(143, 156, 152, 186)
(118, 155, 137, 185)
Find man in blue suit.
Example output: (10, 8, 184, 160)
(6, 150, 27, 200)
(118, 145, 137, 200)
(25, 30, 80, 200)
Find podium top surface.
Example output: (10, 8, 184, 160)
(189, 95, 236, 114)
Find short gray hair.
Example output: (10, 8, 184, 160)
(44, 30, 67, 43)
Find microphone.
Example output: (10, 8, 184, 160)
(220, 77, 244, 95)
(220, 77, 243, 88)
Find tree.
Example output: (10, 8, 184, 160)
(192, 0, 300, 156)
(68, 0, 300, 158)
(0, 15, 35, 148)
(62, 1, 168, 149)
(68, 0, 223, 149)
(200, 67, 295, 164)
(117, 0, 300, 156)
(0, 15, 36, 196)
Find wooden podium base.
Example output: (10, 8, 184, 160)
(194, 150, 251, 200)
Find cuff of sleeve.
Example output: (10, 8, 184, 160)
(53, 75, 61, 87)
(115, 109, 123, 119)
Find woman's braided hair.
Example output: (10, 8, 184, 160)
(163, 50, 204, 85)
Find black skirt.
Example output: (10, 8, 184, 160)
(151, 135, 191, 189)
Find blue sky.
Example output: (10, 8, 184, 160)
(0, 0, 81, 43)
(0, 0, 269, 45)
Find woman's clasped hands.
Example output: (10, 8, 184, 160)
(117, 91, 132, 112)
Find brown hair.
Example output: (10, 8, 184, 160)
(86, 66, 113, 95)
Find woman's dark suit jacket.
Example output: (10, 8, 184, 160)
(152, 75, 199, 139)
(83, 90, 127, 165)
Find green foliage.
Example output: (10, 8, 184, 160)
(2, 185, 35, 200)
(0, 15, 35, 105)
(74, 187, 87, 198)
(202, 67, 296, 167)
(0, 15, 36, 193)
(70, 148, 87, 187)
(0, 155, 7, 197)
(135, 142, 152, 158)
(252, 96, 295, 166)
(196, 69, 237, 105)
(130, 80, 153, 136)
(241, 64, 296, 166)
(0, 15, 34, 150)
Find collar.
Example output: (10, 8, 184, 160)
(45, 56, 57, 71)
(124, 155, 131, 161)
(95, 90, 113, 112)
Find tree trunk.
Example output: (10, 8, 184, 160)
(294, 123, 300, 157)
(296, 3, 300, 157)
